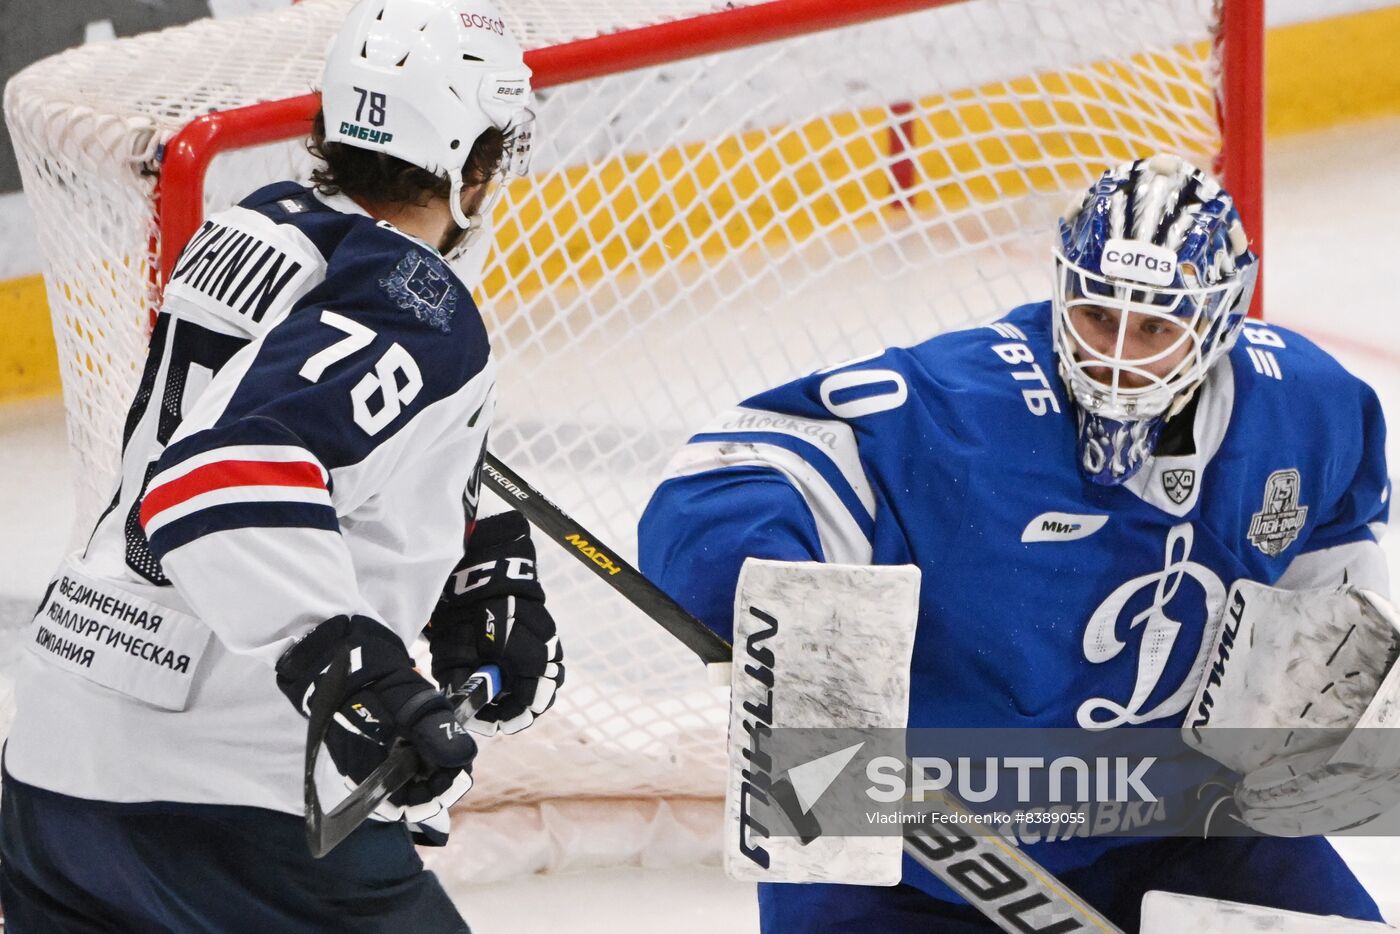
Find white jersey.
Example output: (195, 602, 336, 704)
(7, 182, 494, 817)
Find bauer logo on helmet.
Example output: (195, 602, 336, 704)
(492, 80, 528, 102)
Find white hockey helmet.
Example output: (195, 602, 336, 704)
(321, 0, 534, 235)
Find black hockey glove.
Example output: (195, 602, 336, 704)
(428, 511, 564, 736)
(275, 614, 477, 807)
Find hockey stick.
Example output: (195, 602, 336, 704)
(481, 456, 731, 672)
(480, 454, 1124, 934)
(303, 654, 500, 858)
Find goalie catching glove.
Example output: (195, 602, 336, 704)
(1185, 580, 1400, 835)
(275, 614, 477, 814)
(429, 510, 564, 735)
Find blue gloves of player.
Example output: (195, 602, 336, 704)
(275, 614, 477, 807)
(428, 511, 564, 736)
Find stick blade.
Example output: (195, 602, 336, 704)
(303, 648, 349, 857)
(311, 745, 421, 858)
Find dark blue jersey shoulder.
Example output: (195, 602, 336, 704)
(237, 182, 357, 260)
(182, 184, 493, 471)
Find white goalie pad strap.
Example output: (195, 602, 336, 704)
(1141, 892, 1396, 933)
(1184, 580, 1400, 774)
(724, 559, 919, 885)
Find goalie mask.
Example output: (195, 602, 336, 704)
(321, 0, 535, 263)
(1054, 154, 1257, 485)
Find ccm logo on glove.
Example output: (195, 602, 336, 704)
(448, 556, 536, 596)
(429, 511, 564, 736)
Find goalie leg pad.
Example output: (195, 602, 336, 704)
(724, 559, 919, 886)
(1141, 892, 1393, 934)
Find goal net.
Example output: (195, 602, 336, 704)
(4, 0, 1261, 882)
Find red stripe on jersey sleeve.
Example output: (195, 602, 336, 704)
(140, 459, 326, 530)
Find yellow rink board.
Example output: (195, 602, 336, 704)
(4, 4, 1400, 403)
(0, 275, 61, 402)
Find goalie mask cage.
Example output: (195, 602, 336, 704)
(5, 0, 1262, 882)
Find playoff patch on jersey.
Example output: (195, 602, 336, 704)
(380, 251, 459, 333)
(1248, 468, 1309, 556)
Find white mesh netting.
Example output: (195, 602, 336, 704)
(5, 0, 1243, 879)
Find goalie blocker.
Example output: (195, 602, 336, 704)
(724, 560, 1127, 934)
(725, 559, 919, 887)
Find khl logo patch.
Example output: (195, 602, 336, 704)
(1161, 468, 1195, 506)
(1247, 468, 1308, 557)
(380, 252, 458, 333)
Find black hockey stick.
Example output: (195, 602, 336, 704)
(303, 655, 500, 858)
(480, 453, 1124, 934)
(481, 456, 731, 670)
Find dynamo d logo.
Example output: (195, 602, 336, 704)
(1077, 523, 1225, 729)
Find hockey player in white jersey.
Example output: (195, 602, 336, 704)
(0, 2, 562, 930)
(640, 155, 1394, 931)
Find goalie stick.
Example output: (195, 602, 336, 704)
(480, 454, 1125, 934)
(303, 652, 500, 858)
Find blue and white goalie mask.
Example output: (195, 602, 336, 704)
(1053, 154, 1258, 485)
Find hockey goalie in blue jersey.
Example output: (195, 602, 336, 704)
(640, 155, 1395, 931)
(1, 2, 563, 931)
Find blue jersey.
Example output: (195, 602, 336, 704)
(639, 302, 1391, 898)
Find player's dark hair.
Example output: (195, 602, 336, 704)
(307, 110, 506, 205)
